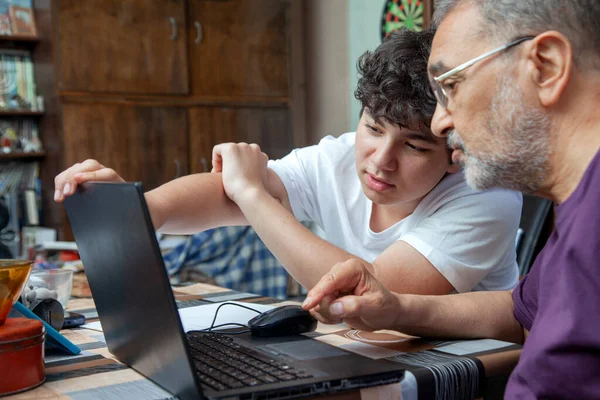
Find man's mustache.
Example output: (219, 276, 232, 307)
(446, 129, 465, 152)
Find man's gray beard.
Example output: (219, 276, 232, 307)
(448, 77, 551, 192)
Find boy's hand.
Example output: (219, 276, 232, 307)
(302, 259, 402, 332)
(211, 143, 269, 204)
(54, 159, 125, 202)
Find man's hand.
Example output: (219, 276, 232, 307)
(211, 143, 269, 204)
(302, 259, 402, 331)
(54, 159, 125, 202)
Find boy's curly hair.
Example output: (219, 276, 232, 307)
(355, 29, 436, 132)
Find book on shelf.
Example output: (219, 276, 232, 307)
(0, 51, 39, 111)
(0, 0, 37, 37)
(0, 161, 39, 195)
(0, 13, 10, 35)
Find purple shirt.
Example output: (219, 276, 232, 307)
(507, 150, 600, 398)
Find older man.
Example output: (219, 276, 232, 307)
(303, 0, 600, 397)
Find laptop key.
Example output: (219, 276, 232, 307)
(227, 380, 245, 389)
(242, 378, 261, 387)
(258, 375, 279, 384)
(246, 367, 264, 376)
(199, 376, 227, 391)
(230, 371, 251, 380)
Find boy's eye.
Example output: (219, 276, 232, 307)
(366, 124, 382, 134)
(406, 143, 426, 152)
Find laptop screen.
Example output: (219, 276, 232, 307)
(64, 182, 202, 400)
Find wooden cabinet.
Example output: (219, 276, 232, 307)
(62, 103, 189, 190)
(39, 0, 304, 238)
(188, 0, 289, 98)
(188, 106, 291, 173)
(57, 0, 189, 94)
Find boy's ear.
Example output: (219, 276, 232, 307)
(446, 162, 461, 174)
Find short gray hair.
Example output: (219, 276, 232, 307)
(433, 0, 600, 69)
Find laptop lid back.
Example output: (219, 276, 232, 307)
(64, 182, 202, 400)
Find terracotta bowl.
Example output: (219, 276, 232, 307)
(0, 260, 33, 326)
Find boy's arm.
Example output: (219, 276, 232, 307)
(53, 159, 284, 233)
(235, 186, 453, 293)
(148, 168, 293, 233)
(144, 173, 247, 233)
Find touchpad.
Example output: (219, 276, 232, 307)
(259, 341, 348, 361)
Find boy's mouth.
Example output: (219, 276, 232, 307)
(366, 173, 394, 191)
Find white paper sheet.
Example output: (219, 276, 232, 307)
(178, 301, 274, 332)
(435, 339, 515, 356)
(81, 301, 275, 333)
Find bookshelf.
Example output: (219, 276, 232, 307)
(0, 151, 43, 161)
(0, 0, 45, 258)
(0, 34, 37, 42)
(0, 34, 38, 45)
(0, 110, 42, 116)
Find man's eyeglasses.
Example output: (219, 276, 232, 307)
(430, 36, 535, 108)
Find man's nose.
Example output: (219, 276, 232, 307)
(431, 103, 454, 138)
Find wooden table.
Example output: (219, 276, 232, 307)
(6, 282, 521, 400)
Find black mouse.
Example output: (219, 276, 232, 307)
(248, 305, 318, 337)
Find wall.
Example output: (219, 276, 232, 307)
(303, 0, 350, 145)
(348, 0, 386, 130)
(303, 0, 386, 144)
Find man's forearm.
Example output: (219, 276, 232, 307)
(236, 189, 359, 289)
(396, 290, 524, 343)
(145, 173, 248, 233)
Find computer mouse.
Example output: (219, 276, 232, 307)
(248, 305, 318, 337)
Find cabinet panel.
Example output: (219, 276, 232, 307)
(188, 106, 292, 174)
(62, 104, 189, 190)
(57, 0, 189, 94)
(189, 0, 289, 98)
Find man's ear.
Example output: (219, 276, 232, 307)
(527, 31, 572, 107)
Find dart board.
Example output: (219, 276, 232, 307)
(381, 0, 432, 41)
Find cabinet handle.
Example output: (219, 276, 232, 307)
(169, 17, 178, 40)
(200, 157, 208, 172)
(174, 159, 182, 179)
(195, 21, 203, 45)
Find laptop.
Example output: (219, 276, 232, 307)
(64, 182, 405, 400)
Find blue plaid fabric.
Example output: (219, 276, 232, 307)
(162, 226, 290, 299)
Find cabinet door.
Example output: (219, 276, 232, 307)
(188, 106, 292, 174)
(62, 104, 189, 190)
(57, 0, 189, 95)
(188, 0, 289, 98)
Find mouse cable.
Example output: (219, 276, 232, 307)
(189, 302, 263, 336)
(190, 323, 251, 335)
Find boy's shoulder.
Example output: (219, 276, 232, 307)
(423, 171, 523, 214)
(316, 132, 355, 151)
(314, 132, 356, 161)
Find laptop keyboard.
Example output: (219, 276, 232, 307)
(187, 332, 314, 392)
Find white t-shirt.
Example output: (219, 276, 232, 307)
(268, 132, 521, 293)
